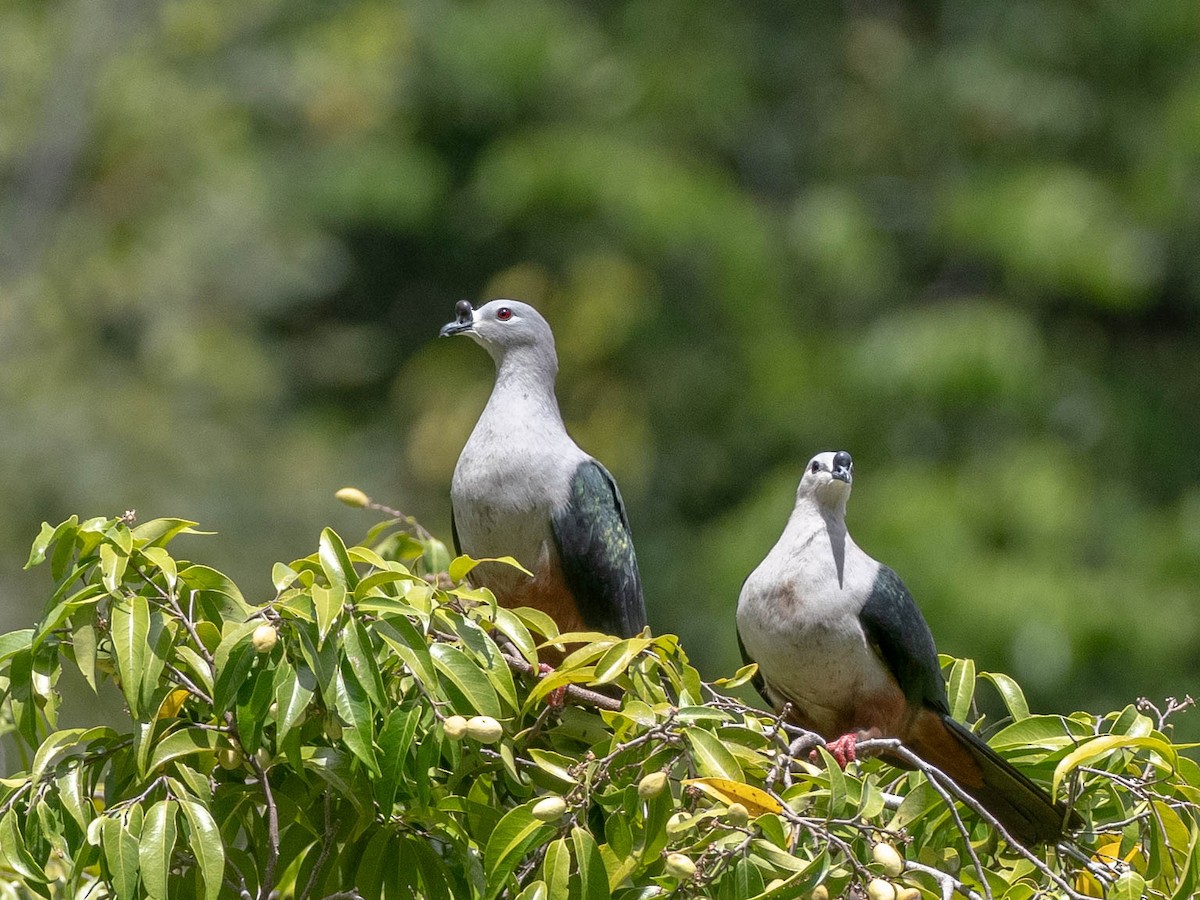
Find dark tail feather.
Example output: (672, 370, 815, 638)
(941, 715, 1080, 845)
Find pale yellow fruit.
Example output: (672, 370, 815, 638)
(465, 715, 504, 743)
(866, 878, 896, 900)
(335, 487, 370, 508)
(664, 853, 696, 879)
(872, 842, 904, 877)
(443, 715, 469, 740)
(896, 888, 920, 900)
(637, 771, 668, 800)
(325, 715, 343, 741)
(725, 802, 750, 826)
(809, 887, 830, 900)
(531, 796, 568, 822)
(251, 623, 278, 654)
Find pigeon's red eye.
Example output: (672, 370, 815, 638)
(496, 307, 513, 321)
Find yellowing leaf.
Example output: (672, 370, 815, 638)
(683, 777, 783, 817)
(155, 688, 190, 721)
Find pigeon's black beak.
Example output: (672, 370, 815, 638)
(831, 450, 853, 484)
(439, 300, 475, 337)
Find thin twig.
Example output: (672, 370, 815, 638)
(299, 790, 336, 900)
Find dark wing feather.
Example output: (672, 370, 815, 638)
(551, 460, 647, 638)
(858, 565, 949, 714)
(450, 506, 462, 557)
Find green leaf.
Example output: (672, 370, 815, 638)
(139, 546, 178, 591)
(0, 808, 49, 884)
(334, 660, 380, 775)
(571, 826, 610, 900)
(484, 802, 555, 899)
(313, 582, 346, 644)
(492, 607, 538, 665)
(100, 813, 141, 900)
(131, 518, 202, 547)
(376, 705, 420, 813)
(72, 614, 99, 692)
(272, 562, 301, 591)
(140, 800, 178, 900)
(211, 623, 258, 714)
(448, 554, 532, 584)
(319, 527, 359, 590)
(711, 663, 759, 689)
(26, 520, 62, 569)
(947, 656, 975, 723)
(147, 727, 220, 774)
(431, 642, 502, 718)
(981, 670, 1031, 722)
(375, 615, 436, 691)
(1052, 733, 1178, 796)
(686, 729, 744, 781)
(275, 662, 317, 750)
(0, 627, 33, 665)
(100, 541, 129, 594)
(30, 727, 87, 784)
(110, 595, 150, 716)
(343, 616, 387, 709)
(541, 838, 571, 897)
(592, 637, 651, 685)
(56, 766, 92, 831)
(179, 799, 225, 900)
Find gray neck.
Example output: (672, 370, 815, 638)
(482, 344, 566, 433)
(783, 496, 850, 587)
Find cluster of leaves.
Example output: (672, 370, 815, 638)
(0, 515, 1197, 899)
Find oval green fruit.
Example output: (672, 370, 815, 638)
(637, 771, 668, 800)
(664, 852, 696, 879)
(443, 715, 468, 740)
(251, 623, 278, 654)
(465, 715, 503, 743)
(531, 796, 567, 822)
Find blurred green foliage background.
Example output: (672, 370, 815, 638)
(1, 0, 1197, 733)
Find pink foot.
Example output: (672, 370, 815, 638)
(810, 733, 858, 768)
(538, 663, 566, 709)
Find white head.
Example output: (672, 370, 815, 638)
(796, 450, 854, 513)
(440, 299, 558, 374)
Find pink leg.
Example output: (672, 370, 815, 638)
(810, 733, 858, 768)
(539, 663, 567, 708)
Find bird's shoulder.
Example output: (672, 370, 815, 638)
(858, 564, 949, 713)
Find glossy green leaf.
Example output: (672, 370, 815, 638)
(110, 595, 150, 716)
(313, 582, 346, 644)
(343, 616, 387, 708)
(334, 660, 380, 775)
(541, 838, 571, 897)
(947, 656, 976, 723)
(319, 527, 359, 590)
(592, 637, 651, 685)
(431, 642, 502, 717)
(275, 662, 317, 749)
(448, 554, 532, 584)
(376, 704, 420, 813)
(484, 802, 555, 899)
(147, 727, 220, 774)
(686, 728, 744, 781)
(100, 812, 141, 900)
(571, 826, 610, 900)
(179, 799, 224, 900)
(140, 800, 178, 900)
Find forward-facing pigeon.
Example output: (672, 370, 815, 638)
(440, 299, 646, 639)
(736, 450, 1077, 845)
